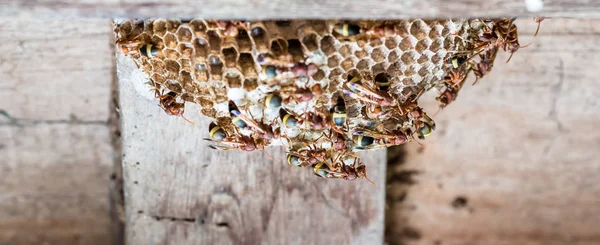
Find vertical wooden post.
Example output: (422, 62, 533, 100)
(117, 53, 386, 244)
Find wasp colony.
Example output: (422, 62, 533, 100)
(115, 19, 527, 183)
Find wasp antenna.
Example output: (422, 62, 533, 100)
(203, 138, 213, 141)
(365, 176, 376, 186)
(505, 52, 515, 63)
(262, 149, 273, 160)
(181, 115, 195, 124)
(209, 145, 218, 150)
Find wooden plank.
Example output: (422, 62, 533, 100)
(385, 18, 600, 245)
(0, 19, 112, 121)
(117, 52, 386, 245)
(1, 0, 598, 19)
(0, 124, 112, 245)
(0, 20, 116, 244)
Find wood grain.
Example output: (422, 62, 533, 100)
(1, 0, 598, 19)
(0, 20, 115, 245)
(117, 52, 386, 245)
(386, 18, 600, 245)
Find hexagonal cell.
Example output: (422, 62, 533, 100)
(429, 25, 442, 39)
(150, 59, 165, 71)
(179, 58, 192, 72)
(164, 19, 181, 33)
(243, 78, 258, 92)
(180, 93, 195, 102)
(371, 47, 386, 63)
(150, 35, 164, 50)
(396, 23, 410, 38)
(399, 38, 412, 51)
(163, 33, 178, 49)
(151, 73, 167, 85)
(354, 50, 368, 59)
(164, 59, 181, 75)
(310, 20, 328, 35)
(443, 37, 454, 51)
(415, 39, 431, 53)
(235, 28, 252, 52)
(338, 44, 352, 58)
(165, 79, 183, 93)
(371, 62, 386, 75)
(356, 59, 370, 71)
(369, 38, 383, 48)
(400, 52, 416, 65)
(327, 54, 341, 68)
(409, 20, 429, 41)
(417, 54, 429, 64)
(201, 107, 217, 118)
(194, 63, 209, 82)
(222, 47, 239, 68)
(189, 19, 208, 37)
(250, 26, 268, 51)
(302, 33, 319, 52)
(193, 38, 210, 59)
(431, 53, 443, 64)
(417, 66, 430, 78)
(239, 53, 258, 79)
(214, 87, 228, 103)
(195, 96, 215, 109)
(177, 43, 194, 58)
(329, 67, 344, 79)
(387, 61, 403, 77)
(176, 26, 193, 43)
(208, 55, 223, 78)
(225, 74, 243, 88)
(270, 38, 288, 57)
(287, 39, 304, 63)
(163, 49, 180, 60)
(152, 19, 168, 37)
(385, 37, 398, 50)
(320, 35, 336, 56)
(430, 39, 443, 53)
(180, 70, 195, 91)
(388, 49, 399, 62)
(312, 69, 325, 81)
(403, 65, 417, 77)
(340, 57, 355, 71)
(207, 30, 221, 52)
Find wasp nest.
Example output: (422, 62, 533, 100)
(114, 19, 521, 183)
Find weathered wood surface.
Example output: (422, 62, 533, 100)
(1, 0, 599, 19)
(0, 20, 115, 244)
(117, 53, 386, 245)
(386, 18, 600, 245)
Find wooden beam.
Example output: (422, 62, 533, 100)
(385, 18, 600, 245)
(1, 0, 598, 20)
(0, 19, 115, 245)
(117, 52, 386, 244)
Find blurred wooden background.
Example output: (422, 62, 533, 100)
(1, 3, 600, 245)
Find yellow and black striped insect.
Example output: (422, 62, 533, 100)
(265, 93, 282, 109)
(208, 122, 227, 141)
(228, 101, 248, 128)
(353, 135, 375, 149)
(416, 121, 435, 139)
(279, 108, 301, 128)
(139, 44, 159, 58)
(374, 73, 391, 91)
(261, 65, 278, 79)
(331, 97, 347, 128)
(287, 154, 302, 167)
(334, 23, 361, 37)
